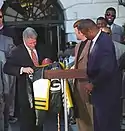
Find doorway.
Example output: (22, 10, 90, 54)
(2, 0, 65, 60)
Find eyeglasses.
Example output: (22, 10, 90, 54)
(0, 16, 3, 18)
(105, 13, 115, 18)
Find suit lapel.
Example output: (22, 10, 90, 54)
(78, 41, 90, 61)
(111, 24, 116, 33)
(74, 43, 81, 66)
(77, 41, 91, 62)
(21, 44, 34, 66)
(74, 40, 91, 68)
(88, 33, 102, 69)
(22, 44, 42, 66)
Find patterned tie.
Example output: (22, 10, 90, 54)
(31, 49, 39, 66)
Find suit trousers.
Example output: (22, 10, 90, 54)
(19, 106, 36, 131)
(9, 76, 16, 116)
(37, 111, 65, 131)
(0, 94, 11, 131)
(93, 100, 122, 131)
(43, 112, 64, 131)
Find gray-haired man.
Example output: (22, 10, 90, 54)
(3, 27, 43, 131)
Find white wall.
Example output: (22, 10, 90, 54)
(1, 0, 125, 42)
(60, 0, 125, 41)
(0, 0, 5, 8)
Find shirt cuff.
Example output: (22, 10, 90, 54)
(20, 67, 24, 74)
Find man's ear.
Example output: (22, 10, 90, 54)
(87, 28, 92, 34)
(78, 30, 82, 35)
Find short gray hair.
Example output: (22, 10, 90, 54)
(23, 27, 38, 40)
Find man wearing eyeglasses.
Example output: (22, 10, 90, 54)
(105, 7, 124, 43)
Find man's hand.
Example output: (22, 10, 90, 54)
(84, 82, 93, 95)
(22, 67, 34, 74)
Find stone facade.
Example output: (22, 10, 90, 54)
(1, 0, 125, 41)
(60, 0, 125, 41)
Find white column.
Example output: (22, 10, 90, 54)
(0, 0, 5, 9)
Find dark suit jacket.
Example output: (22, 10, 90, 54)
(0, 26, 18, 45)
(87, 32, 122, 108)
(3, 44, 43, 131)
(3, 43, 43, 102)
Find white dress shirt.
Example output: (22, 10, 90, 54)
(24, 43, 38, 60)
(0, 25, 3, 30)
(90, 30, 101, 53)
(20, 43, 38, 74)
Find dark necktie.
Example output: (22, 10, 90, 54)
(88, 41, 93, 57)
(31, 49, 39, 66)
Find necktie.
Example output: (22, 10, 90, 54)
(31, 49, 39, 66)
(87, 41, 93, 60)
(88, 41, 93, 53)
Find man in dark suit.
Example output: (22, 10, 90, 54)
(3, 27, 43, 131)
(76, 19, 122, 131)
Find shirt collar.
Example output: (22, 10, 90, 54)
(0, 25, 4, 30)
(110, 23, 114, 30)
(23, 41, 35, 51)
(24, 41, 30, 51)
(107, 23, 114, 30)
(92, 30, 101, 43)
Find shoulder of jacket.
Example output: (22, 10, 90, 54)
(75, 42, 80, 50)
(114, 23, 123, 29)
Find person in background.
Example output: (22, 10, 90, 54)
(101, 27, 125, 61)
(105, 7, 124, 43)
(102, 26, 125, 128)
(96, 17, 107, 29)
(64, 41, 76, 68)
(0, 9, 18, 45)
(0, 9, 17, 123)
(0, 50, 10, 131)
(0, 9, 17, 131)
